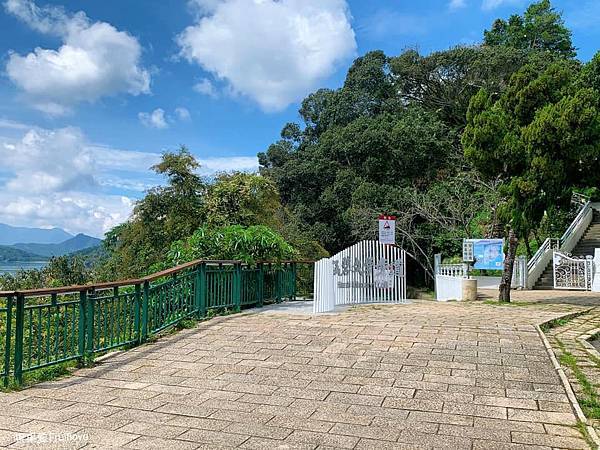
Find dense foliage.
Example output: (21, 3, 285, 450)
(2, 1, 598, 304)
(259, 0, 597, 299)
(161, 225, 296, 268)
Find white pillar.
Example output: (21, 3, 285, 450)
(592, 248, 600, 293)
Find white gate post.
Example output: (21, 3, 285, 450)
(520, 256, 528, 289)
(592, 249, 600, 293)
(434, 254, 441, 297)
(512, 255, 527, 289)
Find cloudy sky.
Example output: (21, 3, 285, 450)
(1, 0, 599, 237)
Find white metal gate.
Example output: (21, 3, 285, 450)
(553, 251, 594, 290)
(313, 241, 407, 313)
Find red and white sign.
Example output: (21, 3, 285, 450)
(378, 215, 396, 245)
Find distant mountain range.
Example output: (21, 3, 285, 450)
(0, 245, 47, 263)
(0, 223, 73, 245)
(13, 234, 102, 257)
(0, 223, 103, 262)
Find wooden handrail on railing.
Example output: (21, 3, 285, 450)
(0, 259, 314, 386)
(0, 259, 315, 298)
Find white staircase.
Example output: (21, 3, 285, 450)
(527, 202, 600, 290)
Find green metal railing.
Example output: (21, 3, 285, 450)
(0, 259, 311, 386)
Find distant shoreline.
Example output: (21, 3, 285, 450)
(0, 261, 48, 274)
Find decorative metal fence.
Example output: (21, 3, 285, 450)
(553, 251, 594, 290)
(0, 260, 308, 386)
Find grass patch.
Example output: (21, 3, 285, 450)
(482, 300, 533, 307)
(1, 361, 76, 392)
(576, 420, 598, 450)
(539, 313, 583, 332)
(556, 338, 600, 421)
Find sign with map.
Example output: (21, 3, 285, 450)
(464, 239, 504, 270)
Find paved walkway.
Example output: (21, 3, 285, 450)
(0, 301, 594, 449)
(479, 289, 600, 307)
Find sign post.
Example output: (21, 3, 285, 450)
(378, 215, 396, 245)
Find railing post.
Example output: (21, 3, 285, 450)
(194, 264, 207, 318)
(78, 290, 87, 365)
(291, 262, 297, 301)
(200, 263, 207, 317)
(194, 266, 201, 317)
(86, 289, 95, 357)
(142, 281, 149, 342)
(257, 263, 264, 307)
(13, 294, 24, 385)
(274, 266, 284, 303)
(134, 283, 141, 343)
(3, 295, 13, 387)
(233, 262, 242, 313)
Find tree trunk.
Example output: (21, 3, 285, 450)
(499, 228, 518, 303)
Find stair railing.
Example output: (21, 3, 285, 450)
(560, 201, 593, 253)
(526, 201, 593, 288)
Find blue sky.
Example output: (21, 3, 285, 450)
(1, 0, 599, 237)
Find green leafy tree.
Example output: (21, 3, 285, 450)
(390, 45, 533, 128)
(205, 172, 281, 229)
(484, 0, 575, 58)
(463, 60, 600, 301)
(99, 146, 207, 279)
(162, 225, 297, 267)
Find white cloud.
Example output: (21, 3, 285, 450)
(4, 0, 150, 115)
(0, 192, 133, 238)
(197, 156, 258, 175)
(177, 0, 357, 112)
(188, 0, 222, 15)
(193, 78, 219, 98)
(87, 146, 160, 172)
(0, 118, 31, 130)
(481, 0, 524, 10)
(0, 127, 95, 194)
(0, 127, 134, 236)
(449, 0, 466, 10)
(0, 125, 261, 236)
(138, 108, 168, 129)
(175, 107, 191, 121)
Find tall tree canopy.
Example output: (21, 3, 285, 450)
(259, 32, 539, 268)
(463, 56, 600, 300)
(484, 0, 576, 58)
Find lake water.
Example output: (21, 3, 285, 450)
(0, 261, 47, 275)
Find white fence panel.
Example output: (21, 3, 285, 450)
(438, 264, 467, 277)
(313, 258, 335, 313)
(435, 275, 464, 301)
(313, 240, 407, 313)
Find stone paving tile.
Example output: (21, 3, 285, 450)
(511, 431, 589, 449)
(240, 436, 315, 449)
(0, 300, 593, 449)
(285, 430, 359, 449)
(117, 421, 189, 438)
(125, 435, 200, 449)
